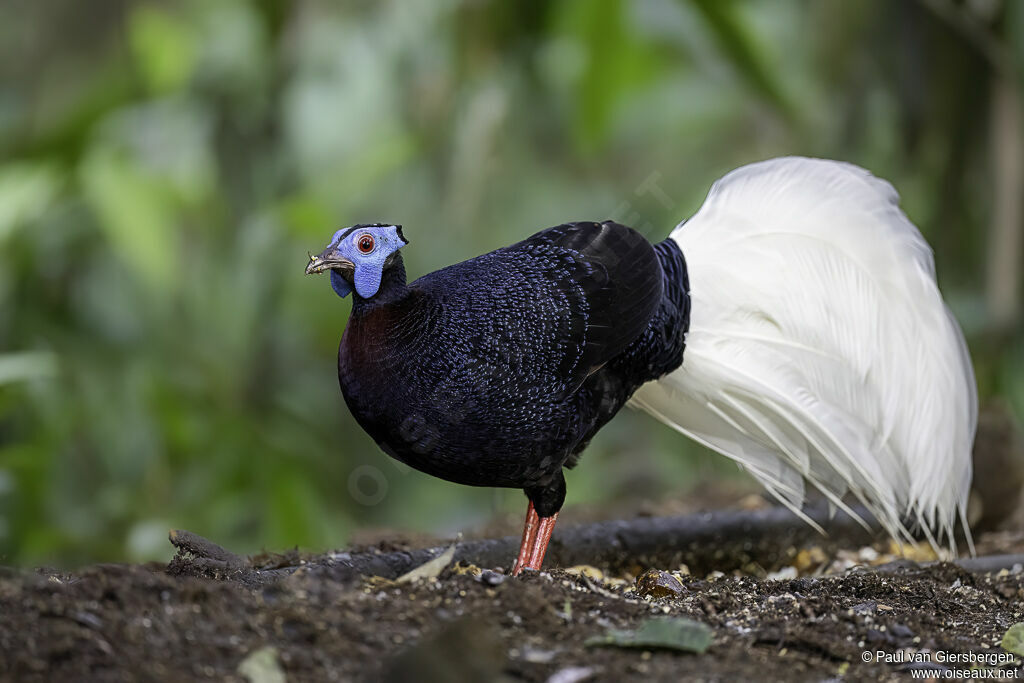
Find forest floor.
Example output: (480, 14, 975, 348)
(3, 492, 1024, 683)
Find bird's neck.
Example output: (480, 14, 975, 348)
(352, 253, 410, 311)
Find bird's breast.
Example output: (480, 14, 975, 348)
(338, 302, 452, 445)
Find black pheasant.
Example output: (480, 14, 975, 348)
(307, 221, 690, 572)
(307, 158, 978, 572)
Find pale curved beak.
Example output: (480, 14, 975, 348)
(305, 250, 355, 276)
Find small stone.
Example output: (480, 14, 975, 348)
(545, 667, 597, 683)
(851, 601, 877, 614)
(520, 646, 557, 663)
(857, 546, 880, 563)
(476, 569, 506, 586)
(866, 628, 891, 645)
(766, 566, 798, 581)
(635, 569, 686, 599)
(889, 623, 915, 639)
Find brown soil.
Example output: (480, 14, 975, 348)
(2, 507, 1024, 683)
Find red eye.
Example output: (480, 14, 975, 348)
(356, 234, 375, 254)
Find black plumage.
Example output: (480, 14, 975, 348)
(333, 221, 690, 519)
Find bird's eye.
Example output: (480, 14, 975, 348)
(356, 234, 375, 254)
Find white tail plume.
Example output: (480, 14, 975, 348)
(631, 157, 977, 553)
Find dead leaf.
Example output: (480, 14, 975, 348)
(238, 646, 286, 683)
(563, 565, 604, 580)
(450, 562, 480, 577)
(793, 547, 828, 573)
(395, 544, 456, 584)
(634, 569, 685, 599)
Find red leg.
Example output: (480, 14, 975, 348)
(511, 501, 559, 576)
(525, 512, 559, 570)
(511, 501, 539, 575)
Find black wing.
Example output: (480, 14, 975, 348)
(408, 220, 663, 410)
(505, 221, 662, 386)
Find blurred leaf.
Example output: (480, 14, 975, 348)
(79, 147, 179, 290)
(552, 0, 664, 151)
(95, 99, 217, 206)
(192, 1, 269, 97)
(689, 0, 796, 121)
(126, 518, 172, 561)
(128, 5, 198, 93)
(0, 352, 57, 385)
(0, 58, 136, 163)
(1002, 622, 1024, 657)
(585, 617, 713, 653)
(1007, 1, 1024, 90)
(0, 163, 63, 242)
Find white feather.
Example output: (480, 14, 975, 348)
(631, 157, 977, 552)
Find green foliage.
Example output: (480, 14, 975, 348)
(552, 0, 665, 151)
(80, 148, 181, 290)
(0, 353, 57, 386)
(0, 163, 64, 242)
(1002, 622, 1024, 658)
(689, 0, 795, 121)
(129, 5, 199, 94)
(0, 0, 1020, 565)
(586, 617, 713, 653)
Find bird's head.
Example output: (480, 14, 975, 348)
(305, 223, 408, 299)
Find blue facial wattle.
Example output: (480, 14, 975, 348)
(330, 269, 353, 298)
(350, 244, 392, 299)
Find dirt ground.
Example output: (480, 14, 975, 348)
(3, 495, 1024, 683)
